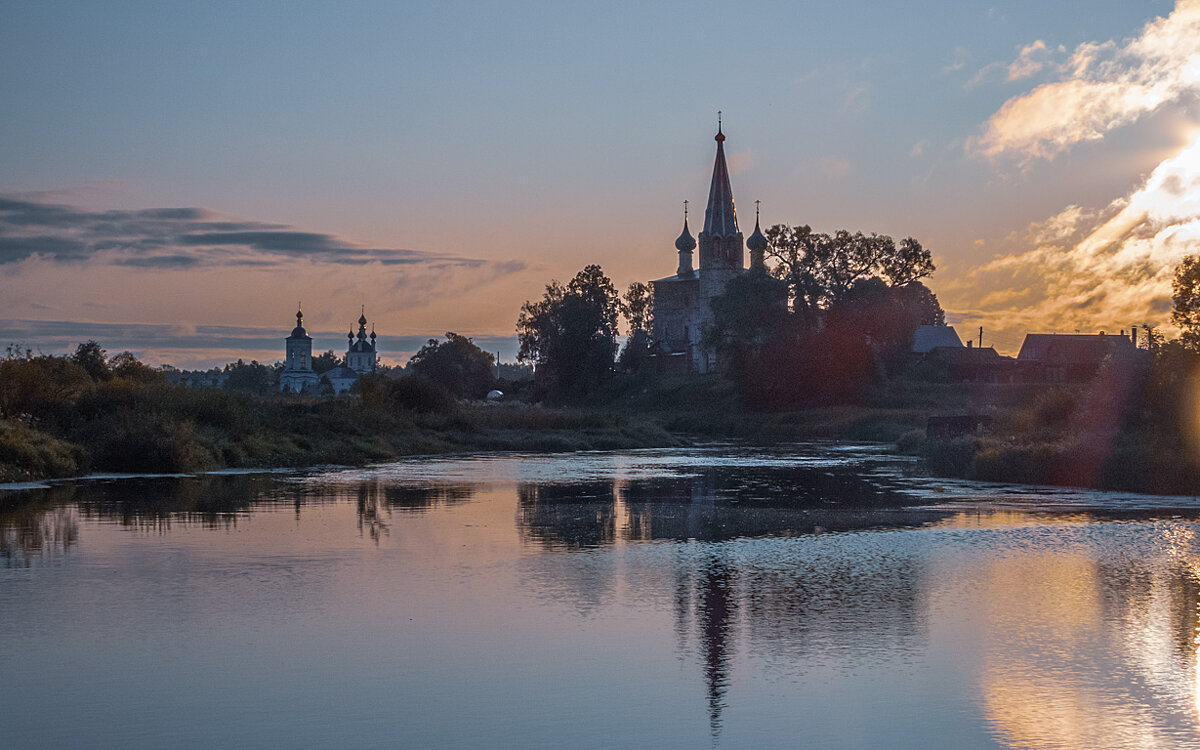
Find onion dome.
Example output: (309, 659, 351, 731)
(675, 217, 696, 252)
(290, 307, 308, 337)
(746, 217, 767, 252)
(358, 312, 368, 327)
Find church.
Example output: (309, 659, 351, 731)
(651, 121, 769, 373)
(279, 306, 379, 394)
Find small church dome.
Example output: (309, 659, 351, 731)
(675, 219, 696, 252)
(746, 220, 768, 252)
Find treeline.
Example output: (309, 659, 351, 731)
(0, 340, 667, 482)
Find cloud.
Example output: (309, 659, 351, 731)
(971, 0, 1200, 161)
(944, 132, 1200, 341)
(0, 194, 483, 269)
(1006, 40, 1052, 81)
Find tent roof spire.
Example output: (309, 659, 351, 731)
(702, 113, 738, 237)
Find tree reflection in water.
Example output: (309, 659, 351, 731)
(513, 463, 945, 741)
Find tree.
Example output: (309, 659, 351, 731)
(763, 225, 935, 315)
(407, 332, 496, 399)
(618, 281, 654, 372)
(704, 270, 791, 387)
(1173, 255, 1200, 350)
(517, 264, 620, 399)
(224, 359, 275, 395)
(707, 223, 941, 406)
(109, 351, 163, 383)
(312, 350, 342, 374)
(72, 340, 110, 381)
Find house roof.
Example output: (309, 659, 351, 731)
(1017, 333, 1136, 364)
(322, 365, 359, 380)
(912, 325, 964, 353)
(925, 345, 1007, 365)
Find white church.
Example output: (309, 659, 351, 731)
(279, 306, 378, 394)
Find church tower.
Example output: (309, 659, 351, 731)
(280, 306, 319, 393)
(697, 117, 744, 326)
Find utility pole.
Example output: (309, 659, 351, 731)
(978, 326, 983, 348)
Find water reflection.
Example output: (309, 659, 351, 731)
(0, 496, 78, 566)
(12, 450, 1200, 748)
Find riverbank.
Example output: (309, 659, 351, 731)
(6, 363, 1194, 496)
(0, 370, 950, 483)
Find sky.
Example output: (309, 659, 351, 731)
(1, 0, 1196, 365)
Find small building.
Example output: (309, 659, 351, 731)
(321, 365, 360, 395)
(920, 344, 1016, 383)
(1016, 332, 1140, 382)
(280, 307, 320, 394)
(911, 325, 964, 354)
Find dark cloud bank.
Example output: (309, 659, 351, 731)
(0, 195, 499, 270)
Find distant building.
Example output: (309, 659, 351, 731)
(280, 307, 320, 394)
(651, 120, 776, 374)
(911, 324, 964, 354)
(1016, 332, 1140, 382)
(280, 306, 380, 395)
(345, 308, 377, 375)
(321, 365, 360, 395)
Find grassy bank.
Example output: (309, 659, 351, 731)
(0, 368, 685, 482)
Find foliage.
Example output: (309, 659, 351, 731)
(312, 350, 342, 374)
(72, 340, 110, 381)
(763, 225, 934, 317)
(617, 281, 655, 372)
(705, 224, 942, 407)
(1174, 255, 1200, 350)
(109, 351, 165, 383)
(223, 359, 277, 395)
(407, 332, 496, 398)
(517, 264, 621, 400)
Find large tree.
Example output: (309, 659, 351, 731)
(763, 225, 934, 316)
(1174, 255, 1200, 350)
(707, 224, 941, 406)
(407, 332, 496, 399)
(517, 264, 620, 399)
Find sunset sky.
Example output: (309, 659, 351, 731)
(2, 0, 1196, 366)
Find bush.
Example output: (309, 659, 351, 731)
(380, 376, 458, 414)
(0, 420, 82, 480)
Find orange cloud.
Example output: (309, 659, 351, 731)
(944, 133, 1200, 346)
(971, 0, 1200, 162)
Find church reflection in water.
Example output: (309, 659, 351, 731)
(514, 466, 943, 738)
(11, 462, 1200, 746)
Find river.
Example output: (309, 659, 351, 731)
(4, 444, 1200, 749)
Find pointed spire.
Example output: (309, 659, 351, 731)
(703, 114, 738, 238)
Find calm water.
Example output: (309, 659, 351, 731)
(5, 444, 1200, 749)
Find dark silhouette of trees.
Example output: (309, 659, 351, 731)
(1173, 255, 1200, 350)
(72, 341, 110, 381)
(407, 332, 496, 399)
(708, 224, 941, 406)
(223, 359, 276, 395)
(312, 350, 342, 374)
(763, 225, 934, 318)
(618, 281, 655, 372)
(517, 264, 620, 399)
